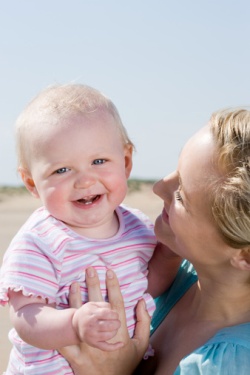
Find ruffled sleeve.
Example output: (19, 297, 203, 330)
(0, 208, 67, 306)
(0, 230, 62, 306)
(174, 323, 250, 375)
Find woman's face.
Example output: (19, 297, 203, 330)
(153, 125, 230, 266)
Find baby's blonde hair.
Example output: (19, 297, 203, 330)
(210, 108, 250, 248)
(15, 84, 135, 168)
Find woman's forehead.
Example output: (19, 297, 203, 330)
(179, 126, 218, 189)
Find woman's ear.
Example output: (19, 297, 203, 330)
(18, 167, 39, 198)
(124, 145, 133, 179)
(230, 247, 250, 271)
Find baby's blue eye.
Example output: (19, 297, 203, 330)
(93, 159, 106, 165)
(56, 167, 69, 174)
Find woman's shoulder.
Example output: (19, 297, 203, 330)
(209, 322, 250, 347)
(175, 323, 250, 375)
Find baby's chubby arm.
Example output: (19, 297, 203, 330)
(8, 286, 121, 351)
(147, 242, 182, 298)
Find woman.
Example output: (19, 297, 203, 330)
(61, 108, 250, 374)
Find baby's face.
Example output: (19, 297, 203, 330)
(25, 111, 132, 238)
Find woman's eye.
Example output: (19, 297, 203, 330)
(175, 190, 183, 203)
(93, 159, 106, 165)
(55, 167, 69, 174)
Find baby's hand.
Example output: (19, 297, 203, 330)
(72, 301, 121, 350)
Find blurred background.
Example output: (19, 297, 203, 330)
(1, 0, 250, 186)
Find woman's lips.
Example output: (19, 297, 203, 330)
(161, 208, 169, 224)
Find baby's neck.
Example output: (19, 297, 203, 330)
(65, 212, 119, 239)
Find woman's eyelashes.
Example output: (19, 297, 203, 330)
(175, 190, 183, 203)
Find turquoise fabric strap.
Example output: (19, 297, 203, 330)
(151, 260, 197, 335)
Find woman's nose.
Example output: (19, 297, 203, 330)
(153, 172, 177, 202)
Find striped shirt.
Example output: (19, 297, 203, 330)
(0, 205, 156, 374)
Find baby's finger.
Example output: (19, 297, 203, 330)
(69, 282, 83, 309)
(94, 315, 121, 332)
(95, 340, 124, 352)
(89, 328, 120, 342)
(86, 267, 104, 302)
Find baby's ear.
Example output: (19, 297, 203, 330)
(230, 247, 250, 271)
(124, 145, 133, 178)
(18, 167, 39, 198)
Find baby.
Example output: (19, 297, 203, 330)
(0, 84, 178, 374)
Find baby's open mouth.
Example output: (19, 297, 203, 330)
(77, 195, 101, 205)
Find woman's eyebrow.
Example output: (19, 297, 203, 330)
(177, 172, 183, 190)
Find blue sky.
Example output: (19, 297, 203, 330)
(1, 0, 250, 185)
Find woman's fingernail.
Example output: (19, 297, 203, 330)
(86, 267, 95, 277)
(107, 269, 114, 279)
(70, 282, 78, 293)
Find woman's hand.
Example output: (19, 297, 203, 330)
(59, 267, 151, 375)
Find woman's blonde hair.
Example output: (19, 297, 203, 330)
(210, 108, 250, 248)
(15, 84, 135, 168)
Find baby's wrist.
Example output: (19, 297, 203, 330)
(71, 308, 85, 343)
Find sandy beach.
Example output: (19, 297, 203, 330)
(0, 183, 162, 373)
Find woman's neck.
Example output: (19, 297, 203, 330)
(191, 264, 250, 325)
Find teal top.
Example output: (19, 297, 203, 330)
(151, 260, 250, 375)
